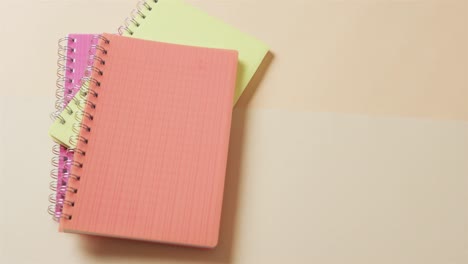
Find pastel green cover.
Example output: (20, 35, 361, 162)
(49, 86, 87, 148)
(49, 0, 269, 148)
(126, 0, 269, 103)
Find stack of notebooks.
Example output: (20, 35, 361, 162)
(47, 0, 268, 248)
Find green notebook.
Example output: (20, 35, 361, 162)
(49, 0, 269, 148)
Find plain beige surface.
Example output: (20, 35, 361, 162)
(0, 0, 467, 263)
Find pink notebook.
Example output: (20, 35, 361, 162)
(49, 34, 94, 220)
(60, 34, 238, 248)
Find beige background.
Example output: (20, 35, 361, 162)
(0, 0, 467, 263)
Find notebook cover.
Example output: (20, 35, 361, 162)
(60, 34, 238, 248)
(48, 0, 269, 148)
(54, 34, 94, 217)
(121, 0, 268, 104)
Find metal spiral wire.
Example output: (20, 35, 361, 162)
(49, 35, 110, 222)
(48, 36, 80, 222)
(47, 35, 97, 222)
(118, 0, 158, 35)
(50, 45, 77, 123)
(51, 37, 77, 122)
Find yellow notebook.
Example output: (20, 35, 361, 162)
(49, 0, 268, 148)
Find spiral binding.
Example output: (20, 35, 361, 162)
(118, 0, 158, 35)
(48, 36, 79, 221)
(50, 37, 77, 123)
(47, 35, 111, 221)
(49, 146, 78, 221)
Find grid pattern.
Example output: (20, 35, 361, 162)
(60, 34, 238, 248)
